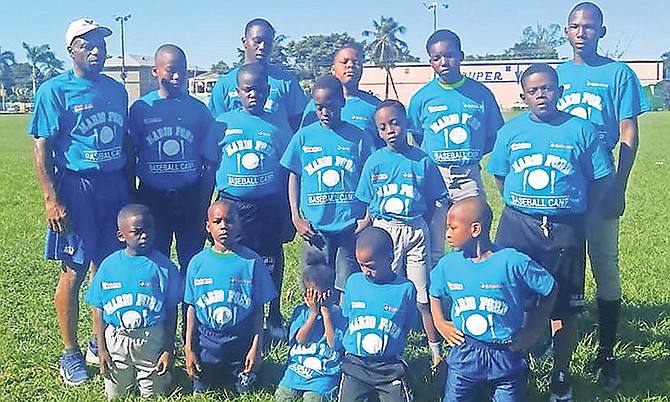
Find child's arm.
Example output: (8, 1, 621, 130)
(243, 306, 264, 373)
(288, 171, 316, 241)
(430, 296, 464, 346)
(588, 176, 612, 215)
(355, 209, 371, 234)
(155, 307, 177, 376)
(320, 303, 336, 348)
(295, 288, 320, 345)
(93, 307, 113, 377)
(510, 284, 558, 352)
(184, 305, 201, 378)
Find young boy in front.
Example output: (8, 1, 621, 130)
(355, 99, 448, 370)
(338, 227, 417, 402)
(430, 197, 557, 401)
(184, 200, 278, 393)
(214, 62, 293, 340)
(487, 64, 614, 402)
(407, 29, 504, 264)
(275, 255, 347, 401)
(281, 75, 375, 296)
(85, 204, 182, 399)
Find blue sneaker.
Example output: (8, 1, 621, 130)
(85, 340, 99, 365)
(60, 350, 89, 386)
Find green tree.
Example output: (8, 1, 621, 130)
(466, 22, 566, 61)
(0, 46, 16, 90)
(209, 60, 231, 75)
(22, 42, 64, 97)
(661, 51, 670, 79)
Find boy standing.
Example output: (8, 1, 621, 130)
(338, 227, 417, 402)
(407, 29, 504, 264)
(557, 2, 650, 388)
(85, 204, 182, 399)
(487, 64, 614, 402)
(184, 200, 277, 393)
(430, 197, 557, 401)
(281, 75, 374, 296)
(356, 99, 448, 370)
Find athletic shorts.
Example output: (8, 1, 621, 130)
(495, 206, 586, 318)
(436, 164, 486, 202)
(373, 218, 431, 304)
(339, 354, 413, 402)
(44, 169, 131, 269)
(301, 226, 358, 292)
(443, 337, 526, 402)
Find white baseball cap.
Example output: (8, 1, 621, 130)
(65, 18, 112, 47)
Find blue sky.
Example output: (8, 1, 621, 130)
(1, 0, 668, 70)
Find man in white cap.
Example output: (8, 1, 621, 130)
(27, 18, 132, 385)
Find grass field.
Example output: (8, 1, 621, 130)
(0, 112, 668, 401)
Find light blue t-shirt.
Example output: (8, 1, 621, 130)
(215, 109, 292, 199)
(342, 272, 417, 358)
(407, 77, 504, 167)
(301, 92, 384, 148)
(278, 304, 347, 396)
(556, 59, 650, 151)
(84, 249, 183, 329)
(27, 70, 129, 172)
(430, 247, 555, 343)
(184, 246, 278, 331)
(130, 90, 216, 190)
(280, 121, 374, 232)
(356, 146, 447, 221)
(208, 64, 307, 127)
(487, 112, 614, 216)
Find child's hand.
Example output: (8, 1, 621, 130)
(155, 350, 172, 376)
(293, 217, 316, 241)
(243, 345, 260, 373)
(305, 287, 319, 312)
(184, 349, 201, 379)
(98, 347, 113, 378)
(437, 321, 465, 347)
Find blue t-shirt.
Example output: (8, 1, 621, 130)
(356, 146, 447, 221)
(129, 90, 216, 190)
(407, 77, 504, 167)
(184, 246, 278, 331)
(280, 121, 374, 232)
(27, 70, 129, 172)
(556, 59, 650, 151)
(215, 109, 292, 198)
(487, 112, 614, 216)
(342, 272, 417, 358)
(430, 247, 555, 343)
(301, 92, 384, 148)
(208, 64, 307, 126)
(278, 304, 347, 396)
(84, 249, 183, 329)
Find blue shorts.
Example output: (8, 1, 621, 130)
(444, 337, 526, 402)
(301, 226, 358, 292)
(44, 169, 131, 269)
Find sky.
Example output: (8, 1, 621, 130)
(1, 0, 668, 71)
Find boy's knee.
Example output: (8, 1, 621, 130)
(58, 263, 88, 288)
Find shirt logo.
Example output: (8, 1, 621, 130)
(143, 117, 162, 124)
(371, 173, 388, 180)
(383, 304, 399, 312)
(550, 143, 574, 150)
(337, 146, 351, 151)
(230, 278, 252, 284)
(63, 245, 75, 255)
(351, 302, 366, 309)
(102, 281, 122, 290)
(225, 129, 243, 135)
(303, 146, 322, 153)
(511, 142, 532, 151)
(586, 81, 609, 88)
(73, 104, 94, 113)
(427, 105, 448, 113)
(463, 103, 482, 110)
(481, 283, 503, 290)
(447, 282, 463, 291)
(258, 130, 272, 137)
(351, 115, 368, 121)
(563, 83, 572, 90)
(139, 281, 153, 287)
(194, 278, 213, 286)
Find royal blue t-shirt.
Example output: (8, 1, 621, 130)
(208, 64, 307, 126)
(407, 77, 504, 167)
(84, 249, 183, 329)
(342, 272, 417, 358)
(430, 247, 555, 343)
(356, 146, 447, 221)
(215, 109, 291, 198)
(487, 112, 614, 215)
(301, 92, 384, 148)
(280, 121, 374, 232)
(278, 304, 347, 396)
(129, 90, 216, 190)
(556, 59, 650, 151)
(27, 70, 129, 172)
(184, 246, 278, 331)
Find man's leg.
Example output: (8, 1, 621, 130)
(55, 263, 87, 350)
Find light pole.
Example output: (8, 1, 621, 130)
(114, 14, 131, 84)
(423, 2, 449, 32)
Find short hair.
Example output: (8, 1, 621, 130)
(301, 253, 335, 291)
(334, 43, 365, 60)
(312, 74, 344, 99)
(375, 99, 406, 117)
(244, 18, 275, 37)
(450, 196, 493, 235)
(426, 29, 462, 54)
(520, 63, 559, 89)
(207, 199, 239, 219)
(569, 2, 604, 25)
(154, 44, 186, 64)
(117, 203, 152, 227)
(356, 226, 393, 258)
(238, 62, 268, 83)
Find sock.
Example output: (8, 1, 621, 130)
(597, 298, 621, 356)
(429, 341, 442, 358)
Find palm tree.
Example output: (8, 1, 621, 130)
(23, 42, 63, 97)
(0, 46, 15, 89)
(362, 16, 410, 99)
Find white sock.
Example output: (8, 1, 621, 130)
(429, 341, 442, 358)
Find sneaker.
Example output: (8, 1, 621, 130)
(593, 352, 621, 390)
(235, 370, 257, 393)
(267, 318, 288, 342)
(549, 370, 573, 402)
(430, 354, 444, 377)
(60, 350, 89, 386)
(85, 339, 99, 365)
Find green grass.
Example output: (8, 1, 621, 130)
(0, 112, 668, 401)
